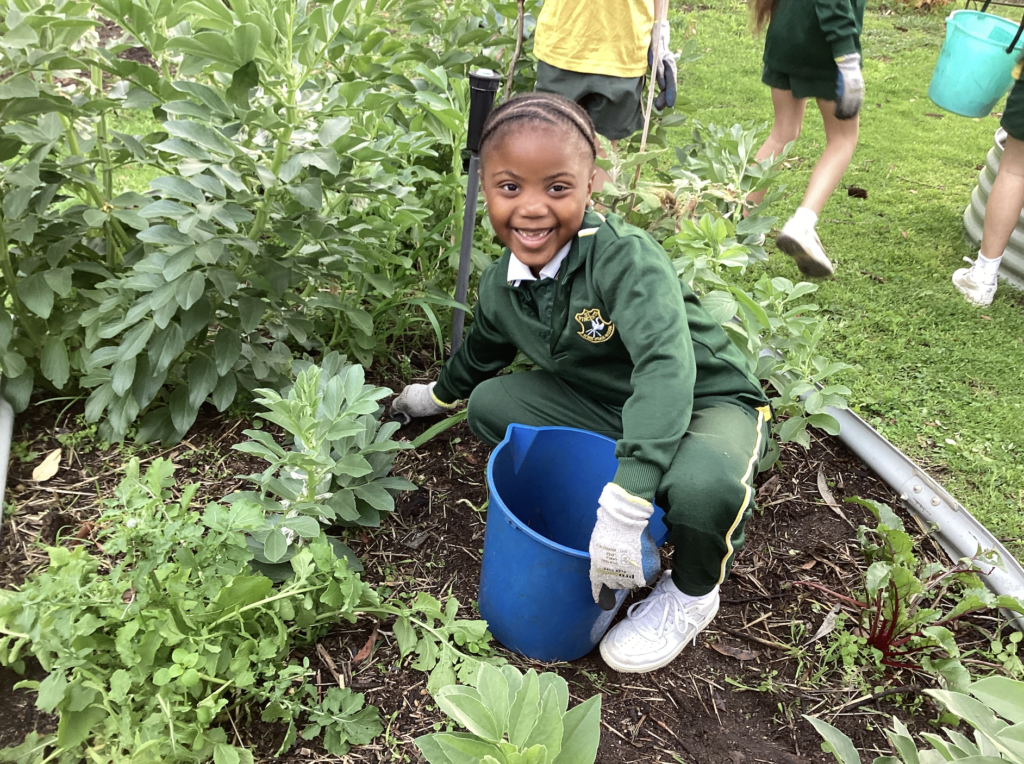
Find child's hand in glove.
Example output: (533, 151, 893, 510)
(390, 382, 455, 426)
(648, 20, 677, 111)
(834, 54, 864, 120)
(589, 483, 661, 605)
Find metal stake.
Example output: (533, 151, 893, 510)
(451, 69, 501, 355)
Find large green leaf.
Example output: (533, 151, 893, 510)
(434, 733, 507, 764)
(475, 663, 510, 736)
(188, 355, 219, 409)
(40, 336, 70, 389)
(176, 272, 206, 311)
(414, 735, 453, 764)
(524, 686, 563, 759)
(227, 60, 259, 109)
(56, 706, 106, 751)
(165, 120, 237, 157)
(353, 483, 394, 512)
(552, 696, 600, 764)
(17, 273, 54, 319)
(111, 356, 137, 396)
(803, 716, 861, 764)
(508, 670, 540, 749)
(971, 677, 1024, 725)
(436, 686, 502, 743)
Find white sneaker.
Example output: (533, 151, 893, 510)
(599, 571, 719, 673)
(952, 257, 997, 307)
(775, 218, 834, 278)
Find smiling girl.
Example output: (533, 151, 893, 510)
(391, 93, 773, 673)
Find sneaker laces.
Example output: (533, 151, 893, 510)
(624, 587, 699, 645)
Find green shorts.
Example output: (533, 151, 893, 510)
(761, 65, 837, 102)
(535, 60, 644, 141)
(1002, 78, 1024, 141)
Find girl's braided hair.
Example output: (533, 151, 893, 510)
(479, 92, 598, 160)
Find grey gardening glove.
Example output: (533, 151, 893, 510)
(390, 382, 455, 426)
(648, 20, 677, 110)
(834, 53, 864, 120)
(589, 483, 661, 605)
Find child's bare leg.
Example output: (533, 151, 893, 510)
(953, 134, 1024, 305)
(981, 135, 1024, 257)
(774, 100, 857, 278)
(747, 88, 807, 208)
(799, 99, 859, 214)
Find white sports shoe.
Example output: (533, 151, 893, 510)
(775, 218, 834, 277)
(599, 571, 719, 673)
(952, 257, 997, 307)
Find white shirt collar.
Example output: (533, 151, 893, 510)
(507, 241, 572, 286)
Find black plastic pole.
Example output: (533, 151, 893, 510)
(451, 69, 501, 355)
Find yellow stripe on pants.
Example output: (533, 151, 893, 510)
(717, 405, 769, 585)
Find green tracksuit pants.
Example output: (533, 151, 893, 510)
(467, 370, 772, 597)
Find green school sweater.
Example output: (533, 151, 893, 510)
(433, 211, 768, 502)
(763, 0, 865, 80)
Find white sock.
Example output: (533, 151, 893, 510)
(791, 206, 818, 229)
(973, 251, 1002, 285)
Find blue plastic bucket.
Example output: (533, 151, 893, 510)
(929, 10, 1023, 118)
(478, 424, 669, 662)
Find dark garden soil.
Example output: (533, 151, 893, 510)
(0, 390, 999, 764)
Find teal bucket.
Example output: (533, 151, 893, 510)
(929, 10, 1023, 118)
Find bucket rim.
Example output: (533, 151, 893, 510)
(486, 424, 616, 560)
(948, 9, 1024, 50)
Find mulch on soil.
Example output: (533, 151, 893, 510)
(0, 394, 996, 764)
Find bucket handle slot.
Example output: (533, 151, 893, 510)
(975, 2, 1024, 54)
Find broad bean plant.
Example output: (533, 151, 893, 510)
(0, 0, 528, 443)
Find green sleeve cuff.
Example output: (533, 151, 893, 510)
(612, 457, 663, 503)
(831, 37, 857, 59)
(432, 378, 460, 407)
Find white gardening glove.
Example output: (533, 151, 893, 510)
(834, 53, 864, 120)
(648, 21, 677, 110)
(390, 382, 455, 426)
(589, 483, 661, 607)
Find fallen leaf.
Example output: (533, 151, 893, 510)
(353, 622, 379, 663)
(799, 559, 817, 570)
(902, 230, 909, 239)
(32, 448, 63, 482)
(710, 642, 761, 661)
(847, 186, 868, 199)
(811, 604, 841, 642)
(981, 315, 992, 320)
(817, 468, 853, 526)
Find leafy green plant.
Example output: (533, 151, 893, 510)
(230, 353, 415, 565)
(807, 675, 1024, 763)
(0, 458, 382, 762)
(796, 498, 1024, 689)
(0, 451, 500, 763)
(415, 663, 602, 764)
(0, 0, 522, 443)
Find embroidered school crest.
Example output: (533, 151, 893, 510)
(575, 308, 615, 344)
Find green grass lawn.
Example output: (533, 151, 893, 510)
(668, 0, 1024, 549)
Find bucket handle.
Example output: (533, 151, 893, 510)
(1009, 13, 1024, 54)
(976, 2, 1024, 55)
